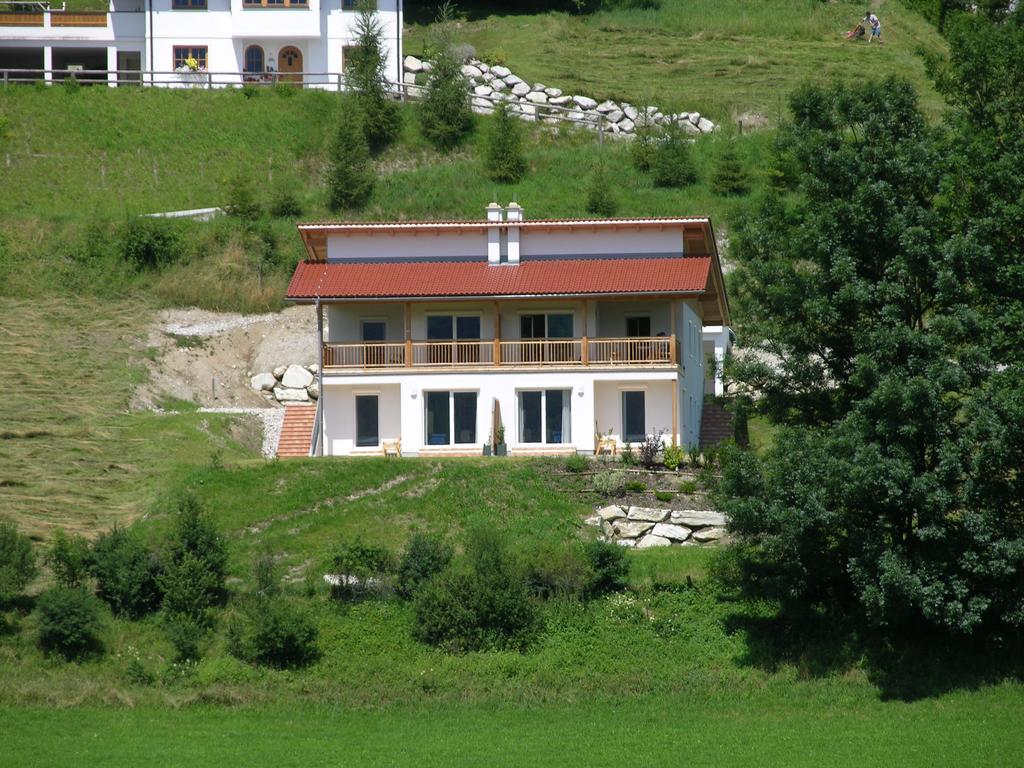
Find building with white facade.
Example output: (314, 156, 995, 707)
(0, 0, 402, 87)
(284, 204, 732, 458)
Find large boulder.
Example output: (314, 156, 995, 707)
(651, 523, 692, 542)
(596, 505, 627, 522)
(596, 100, 619, 113)
(491, 78, 507, 92)
(670, 510, 727, 527)
(691, 526, 727, 543)
(511, 82, 531, 97)
(627, 506, 669, 522)
(573, 95, 598, 110)
(612, 520, 654, 539)
(272, 365, 287, 379)
(545, 87, 563, 98)
(273, 386, 310, 403)
(504, 73, 523, 86)
(281, 364, 314, 389)
(549, 95, 572, 106)
(250, 372, 276, 392)
(404, 55, 424, 73)
(307, 380, 320, 399)
(491, 65, 511, 78)
(619, 118, 636, 133)
(697, 117, 716, 133)
(623, 104, 639, 121)
(603, 109, 624, 124)
(403, 72, 418, 86)
(474, 84, 494, 97)
(525, 90, 548, 104)
(636, 534, 672, 549)
(461, 64, 483, 78)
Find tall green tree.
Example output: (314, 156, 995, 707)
(483, 102, 526, 183)
(325, 99, 374, 211)
(419, 4, 473, 151)
(651, 125, 697, 188)
(345, 0, 402, 153)
(719, 74, 1024, 647)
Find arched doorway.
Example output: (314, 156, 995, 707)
(278, 46, 303, 83)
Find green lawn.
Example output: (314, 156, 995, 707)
(4, 686, 1023, 767)
(406, 0, 948, 121)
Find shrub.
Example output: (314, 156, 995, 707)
(163, 613, 204, 662)
(0, 521, 37, 605)
(731, 396, 752, 448)
(228, 597, 319, 669)
(711, 139, 751, 196)
(585, 160, 618, 216)
(631, 117, 659, 172)
(564, 454, 589, 473)
(90, 527, 162, 618)
(119, 218, 184, 270)
(583, 540, 629, 597)
(652, 126, 698, 188)
(412, 528, 535, 652)
(253, 553, 280, 598)
(396, 532, 453, 600)
(620, 443, 637, 466)
(679, 480, 698, 494)
(269, 189, 303, 219)
(46, 529, 92, 589)
(346, 0, 402, 153)
(484, 102, 527, 183)
(326, 100, 374, 211)
(655, 490, 674, 502)
(625, 480, 647, 494)
(329, 539, 395, 600)
(62, 74, 80, 94)
(522, 543, 591, 600)
(36, 587, 104, 660)
(638, 432, 662, 468)
(593, 470, 625, 496)
(159, 553, 221, 625)
(223, 169, 262, 221)
(166, 492, 227, 606)
(663, 444, 685, 471)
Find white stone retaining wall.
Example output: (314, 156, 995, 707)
(585, 505, 727, 548)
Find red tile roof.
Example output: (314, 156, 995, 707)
(286, 257, 713, 300)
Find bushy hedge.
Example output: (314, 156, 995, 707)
(396, 533, 452, 600)
(36, 587, 104, 660)
(90, 527, 162, 618)
(228, 597, 319, 669)
(0, 521, 37, 605)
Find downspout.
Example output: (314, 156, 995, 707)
(147, 0, 154, 86)
(396, 0, 402, 89)
(314, 296, 325, 456)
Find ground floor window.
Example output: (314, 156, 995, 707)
(622, 390, 646, 443)
(518, 389, 571, 444)
(355, 395, 379, 447)
(244, 45, 264, 75)
(173, 46, 208, 71)
(425, 391, 477, 445)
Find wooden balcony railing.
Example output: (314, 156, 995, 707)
(322, 336, 677, 371)
(0, 10, 108, 26)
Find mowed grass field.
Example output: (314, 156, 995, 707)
(4, 686, 1024, 768)
(406, 0, 948, 121)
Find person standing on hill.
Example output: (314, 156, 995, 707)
(864, 11, 882, 43)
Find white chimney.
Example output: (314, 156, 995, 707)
(486, 202, 502, 265)
(506, 202, 523, 263)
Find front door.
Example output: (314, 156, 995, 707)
(355, 395, 379, 447)
(622, 391, 646, 443)
(278, 46, 303, 83)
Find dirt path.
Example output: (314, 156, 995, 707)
(133, 305, 319, 410)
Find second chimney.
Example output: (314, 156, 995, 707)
(506, 202, 523, 264)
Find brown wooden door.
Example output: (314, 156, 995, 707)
(278, 46, 302, 83)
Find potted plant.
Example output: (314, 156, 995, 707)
(495, 424, 507, 456)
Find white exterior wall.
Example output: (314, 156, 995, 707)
(1, 0, 402, 87)
(677, 300, 705, 448)
(321, 370, 680, 456)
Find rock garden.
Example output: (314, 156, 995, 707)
(249, 363, 320, 405)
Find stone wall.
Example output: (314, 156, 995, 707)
(585, 506, 727, 548)
(403, 55, 716, 138)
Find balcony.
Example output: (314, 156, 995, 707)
(322, 336, 678, 372)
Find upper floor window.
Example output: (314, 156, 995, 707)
(172, 0, 207, 8)
(173, 46, 208, 71)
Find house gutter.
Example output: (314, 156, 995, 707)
(285, 289, 707, 304)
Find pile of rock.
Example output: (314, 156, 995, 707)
(402, 56, 716, 138)
(585, 506, 727, 548)
(249, 364, 319, 405)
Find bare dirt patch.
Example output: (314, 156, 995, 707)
(133, 305, 318, 410)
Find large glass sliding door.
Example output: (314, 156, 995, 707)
(427, 315, 481, 364)
(355, 395, 379, 447)
(622, 391, 646, 443)
(425, 391, 478, 445)
(518, 389, 572, 444)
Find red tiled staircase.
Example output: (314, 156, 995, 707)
(276, 405, 317, 458)
(699, 401, 734, 450)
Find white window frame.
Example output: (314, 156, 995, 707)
(516, 388, 572, 445)
(423, 389, 479, 446)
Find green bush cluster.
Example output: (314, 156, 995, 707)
(593, 470, 625, 496)
(396, 532, 453, 600)
(484, 103, 527, 183)
(329, 539, 395, 600)
(36, 587, 104, 661)
(0, 521, 37, 606)
(326, 100, 375, 211)
(228, 597, 319, 669)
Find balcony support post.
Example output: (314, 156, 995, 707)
(670, 334, 677, 365)
(493, 301, 501, 366)
(404, 302, 412, 367)
(671, 377, 679, 448)
(581, 298, 589, 365)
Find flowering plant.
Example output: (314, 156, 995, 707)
(185, 55, 201, 72)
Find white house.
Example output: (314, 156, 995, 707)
(0, 0, 402, 87)
(284, 204, 733, 458)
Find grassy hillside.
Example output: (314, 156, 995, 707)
(406, 0, 948, 121)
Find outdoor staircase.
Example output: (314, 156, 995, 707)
(276, 404, 317, 458)
(699, 401, 734, 450)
